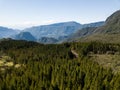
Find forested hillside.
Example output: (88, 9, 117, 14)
(0, 40, 120, 90)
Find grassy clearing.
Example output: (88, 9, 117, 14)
(0, 55, 22, 70)
(79, 34, 120, 43)
(91, 54, 120, 73)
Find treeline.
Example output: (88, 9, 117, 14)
(0, 40, 120, 90)
(71, 42, 120, 56)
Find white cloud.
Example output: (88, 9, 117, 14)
(0, 20, 58, 30)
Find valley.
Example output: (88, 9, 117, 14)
(0, 8, 120, 90)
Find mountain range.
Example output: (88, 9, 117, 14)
(0, 10, 120, 44)
(0, 21, 104, 44)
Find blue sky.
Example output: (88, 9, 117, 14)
(0, 0, 120, 29)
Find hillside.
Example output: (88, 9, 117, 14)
(66, 10, 120, 43)
(66, 27, 97, 42)
(79, 10, 120, 43)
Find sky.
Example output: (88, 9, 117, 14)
(0, 0, 120, 29)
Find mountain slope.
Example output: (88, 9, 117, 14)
(78, 10, 120, 43)
(0, 26, 19, 38)
(67, 27, 97, 41)
(94, 10, 120, 34)
(13, 32, 36, 41)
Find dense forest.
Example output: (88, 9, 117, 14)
(0, 40, 120, 90)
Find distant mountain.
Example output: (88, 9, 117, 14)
(62, 21, 104, 42)
(37, 37, 58, 44)
(13, 32, 36, 41)
(23, 21, 104, 43)
(23, 21, 82, 40)
(0, 26, 19, 38)
(0, 21, 105, 44)
(82, 21, 104, 28)
(78, 10, 120, 43)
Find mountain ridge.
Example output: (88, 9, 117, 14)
(77, 10, 120, 43)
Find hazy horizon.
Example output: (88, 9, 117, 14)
(0, 0, 120, 29)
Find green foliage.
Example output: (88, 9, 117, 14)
(0, 40, 120, 90)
